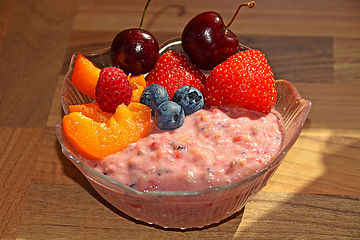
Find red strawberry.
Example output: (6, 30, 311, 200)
(145, 50, 205, 98)
(203, 50, 277, 113)
(95, 67, 132, 112)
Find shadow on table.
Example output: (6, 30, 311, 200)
(232, 124, 360, 239)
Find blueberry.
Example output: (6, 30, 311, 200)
(140, 84, 169, 115)
(172, 86, 204, 115)
(155, 101, 185, 130)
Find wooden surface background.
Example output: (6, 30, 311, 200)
(0, 0, 359, 239)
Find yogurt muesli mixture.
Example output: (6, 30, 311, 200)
(90, 106, 283, 192)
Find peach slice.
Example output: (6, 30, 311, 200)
(63, 102, 152, 160)
(69, 102, 113, 123)
(72, 53, 101, 99)
(129, 74, 147, 103)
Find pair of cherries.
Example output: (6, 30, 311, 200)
(111, 0, 255, 75)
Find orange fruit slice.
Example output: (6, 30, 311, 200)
(127, 102, 153, 137)
(69, 102, 113, 123)
(131, 87, 145, 103)
(72, 53, 101, 99)
(128, 74, 147, 89)
(128, 75, 147, 103)
(63, 102, 152, 160)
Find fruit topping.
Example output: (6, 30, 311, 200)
(110, 0, 159, 75)
(71, 53, 101, 99)
(128, 74, 147, 102)
(155, 101, 185, 130)
(181, 1, 255, 70)
(172, 86, 204, 115)
(111, 29, 159, 75)
(95, 67, 133, 112)
(203, 49, 277, 113)
(140, 84, 170, 115)
(69, 102, 113, 123)
(146, 50, 206, 98)
(63, 102, 152, 160)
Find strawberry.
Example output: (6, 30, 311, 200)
(95, 67, 133, 112)
(145, 50, 205, 99)
(203, 50, 277, 113)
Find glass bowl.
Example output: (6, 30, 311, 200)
(56, 38, 311, 229)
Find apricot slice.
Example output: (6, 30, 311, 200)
(127, 102, 152, 137)
(72, 53, 101, 99)
(129, 75, 147, 102)
(129, 74, 147, 89)
(69, 102, 113, 123)
(63, 102, 152, 160)
(131, 87, 145, 103)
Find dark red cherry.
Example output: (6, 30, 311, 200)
(111, 29, 159, 75)
(182, 1, 255, 70)
(110, 0, 159, 75)
(182, 12, 238, 70)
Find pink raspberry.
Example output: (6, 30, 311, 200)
(95, 67, 132, 112)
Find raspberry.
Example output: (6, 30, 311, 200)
(95, 67, 132, 112)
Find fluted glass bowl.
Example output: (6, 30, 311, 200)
(55, 38, 311, 229)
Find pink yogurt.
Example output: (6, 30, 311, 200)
(89, 106, 283, 192)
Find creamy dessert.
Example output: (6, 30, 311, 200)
(89, 106, 282, 192)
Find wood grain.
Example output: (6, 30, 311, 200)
(16, 184, 360, 239)
(73, 0, 360, 37)
(334, 37, 360, 83)
(0, 0, 17, 50)
(0, 128, 44, 239)
(31, 126, 87, 186)
(0, 0, 76, 128)
(233, 192, 360, 239)
(17, 183, 243, 240)
(296, 83, 360, 130)
(46, 75, 66, 128)
(264, 134, 360, 195)
(239, 36, 334, 83)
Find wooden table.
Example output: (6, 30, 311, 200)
(1, 0, 359, 239)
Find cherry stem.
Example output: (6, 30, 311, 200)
(224, 1, 256, 32)
(139, 0, 152, 29)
